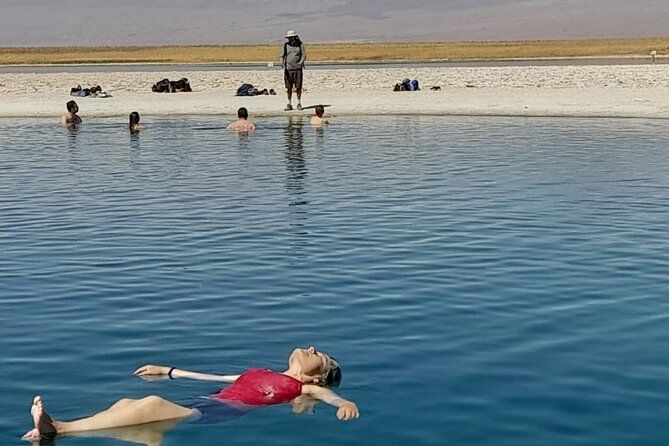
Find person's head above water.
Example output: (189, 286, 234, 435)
(66, 100, 79, 114)
(286, 346, 342, 386)
(129, 111, 140, 130)
(315, 105, 325, 118)
(237, 107, 249, 120)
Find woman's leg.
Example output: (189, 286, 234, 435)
(23, 395, 196, 440)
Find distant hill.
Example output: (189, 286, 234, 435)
(1, 0, 667, 46)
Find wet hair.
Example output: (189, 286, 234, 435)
(238, 107, 249, 119)
(315, 105, 325, 118)
(129, 111, 140, 129)
(66, 100, 78, 113)
(322, 357, 342, 387)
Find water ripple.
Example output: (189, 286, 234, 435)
(1, 116, 669, 445)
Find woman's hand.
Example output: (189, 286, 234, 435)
(134, 364, 170, 376)
(336, 402, 359, 421)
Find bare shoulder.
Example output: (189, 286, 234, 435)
(228, 120, 255, 132)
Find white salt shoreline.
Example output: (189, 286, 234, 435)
(0, 65, 667, 119)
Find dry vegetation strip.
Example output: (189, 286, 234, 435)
(1, 38, 668, 65)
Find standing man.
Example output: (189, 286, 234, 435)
(280, 29, 306, 111)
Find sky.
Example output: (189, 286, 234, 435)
(0, 0, 667, 46)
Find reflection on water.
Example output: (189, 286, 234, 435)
(314, 125, 325, 145)
(61, 418, 183, 446)
(129, 131, 141, 151)
(66, 125, 79, 149)
(283, 116, 308, 207)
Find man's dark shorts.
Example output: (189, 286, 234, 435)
(284, 69, 303, 90)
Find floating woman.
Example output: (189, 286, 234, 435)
(22, 346, 359, 442)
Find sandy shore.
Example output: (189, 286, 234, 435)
(0, 65, 668, 119)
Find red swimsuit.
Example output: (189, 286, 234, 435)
(214, 368, 303, 406)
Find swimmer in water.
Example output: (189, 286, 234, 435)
(310, 105, 329, 126)
(61, 100, 82, 127)
(129, 111, 143, 131)
(227, 107, 256, 132)
(22, 347, 359, 442)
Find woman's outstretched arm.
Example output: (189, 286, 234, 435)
(301, 385, 359, 420)
(134, 365, 240, 383)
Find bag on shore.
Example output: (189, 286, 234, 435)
(235, 84, 274, 96)
(152, 78, 192, 93)
(393, 79, 420, 92)
(236, 83, 258, 96)
(152, 79, 171, 93)
(171, 77, 192, 92)
(70, 84, 110, 97)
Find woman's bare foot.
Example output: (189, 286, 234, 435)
(22, 396, 57, 442)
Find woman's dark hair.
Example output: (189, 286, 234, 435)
(129, 111, 140, 129)
(323, 358, 342, 387)
(238, 107, 249, 119)
(315, 105, 325, 118)
(66, 100, 78, 113)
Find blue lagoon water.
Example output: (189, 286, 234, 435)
(1, 116, 669, 445)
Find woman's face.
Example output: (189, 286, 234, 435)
(289, 346, 332, 377)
